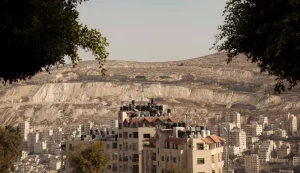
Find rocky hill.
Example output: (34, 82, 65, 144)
(1, 53, 300, 127)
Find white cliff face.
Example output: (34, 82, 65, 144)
(0, 83, 280, 107)
(0, 53, 299, 127)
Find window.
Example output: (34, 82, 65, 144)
(167, 157, 169, 162)
(132, 143, 138, 151)
(197, 143, 204, 150)
(197, 158, 205, 164)
(119, 134, 122, 138)
(133, 132, 138, 138)
(161, 156, 164, 161)
(123, 164, 128, 172)
(143, 133, 151, 138)
(211, 155, 215, 163)
(119, 144, 122, 150)
(112, 143, 117, 149)
(173, 157, 176, 163)
(129, 134, 132, 138)
(123, 132, 128, 139)
(106, 144, 110, 149)
(124, 143, 128, 151)
(157, 148, 160, 154)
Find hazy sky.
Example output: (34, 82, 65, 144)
(77, 0, 226, 62)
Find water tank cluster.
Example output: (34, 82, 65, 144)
(119, 99, 170, 118)
(84, 128, 117, 140)
(177, 126, 211, 139)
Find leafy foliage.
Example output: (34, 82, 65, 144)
(166, 164, 191, 173)
(213, 0, 300, 93)
(0, 0, 108, 83)
(0, 126, 23, 173)
(67, 142, 110, 173)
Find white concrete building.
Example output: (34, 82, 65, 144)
(219, 122, 236, 140)
(274, 129, 287, 139)
(109, 120, 118, 129)
(49, 159, 61, 171)
(277, 143, 291, 158)
(18, 121, 30, 141)
(228, 128, 246, 152)
(34, 142, 47, 154)
(41, 129, 53, 141)
(258, 115, 268, 130)
(225, 112, 241, 128)
(27, 132, 39, 152)
(289, 114, 297, 135)
(245, 154, 259, 173)
(245, 123, 262, 137)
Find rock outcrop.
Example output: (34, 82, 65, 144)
(1, 53, 300, 127)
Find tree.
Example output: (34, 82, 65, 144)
(0, 126, 23, 173)
(212, 0, 300, 93)
(0, 0, 108, 83)
(67, 141, 110, 173)
(166, 164, 191, 173)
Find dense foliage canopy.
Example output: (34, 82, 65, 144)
(213, 0, 300, 93)
(0, 126, 23, 173)
(67, 142, 110, 173)
(0, 0, 108, 83)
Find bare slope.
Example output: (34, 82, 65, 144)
(1, 53, 300, 127)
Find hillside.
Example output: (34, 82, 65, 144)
(1, 53, 300, 127)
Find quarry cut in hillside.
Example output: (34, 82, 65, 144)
(1, 53, 300, 127)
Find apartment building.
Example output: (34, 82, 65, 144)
(225, 112, 241, 128)
(245, 123, 262, 137)
(245, 154, 259, 173)
(19, 121, 30, 141)
(257, 115, 268, 130)
(40, 129, 53, 142)
(219, 122, 236, 140)
(274, 129, 287, 139)
(277, 143, 291, 159)
(289, 114, 297, 135)
(228, 128, 246, 153)
(27, 132, 39, 153)
(143, 126, 224, 173)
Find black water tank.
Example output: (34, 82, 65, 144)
(151, 98, 155, 105)
(129, 104, 132, 110)
(141, 105, 146, 111)
(200, 126, 204, 130)
(159, 105, 164, 111)
(167, 109, 171, 114)
(147, 104, 151, 111)
(132, 100, 135, 105)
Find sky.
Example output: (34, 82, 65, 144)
(77, 0, 226, 62)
